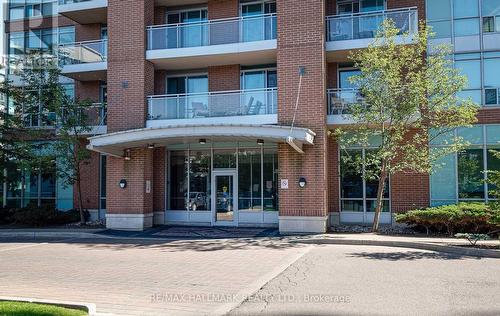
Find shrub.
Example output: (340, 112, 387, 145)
(11, 206, 85, 227)
(395, 203, 500, 236)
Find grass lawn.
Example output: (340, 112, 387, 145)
(0, 301, 86, 316)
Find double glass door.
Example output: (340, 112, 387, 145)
(211, 170, 238, 225)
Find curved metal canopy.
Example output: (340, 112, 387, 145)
(87, 124, 316, 157)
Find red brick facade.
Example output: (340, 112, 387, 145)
(208, 0, 239, 19)
(208, 65, 241, 91)
(277, 0, 328, 218)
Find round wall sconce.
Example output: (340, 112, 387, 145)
(119, 179, 127, 189)
(124, 149, 131, 161)
(298, 177, 307, 188)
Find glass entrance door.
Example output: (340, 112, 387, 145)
(212, 171, 238, 225)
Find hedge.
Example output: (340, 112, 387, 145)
(0, 205, 88, 227)
(395, 202, 500, 236)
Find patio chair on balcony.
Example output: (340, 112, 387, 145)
(246, 101, 263, 116)
(192, 102, 210, 118)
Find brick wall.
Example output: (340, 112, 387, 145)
(208, 65, 240, 91)
(327, 63, 338, 89)
(154, 70, 167, 95)
(277, 0, 328, 218)
(74, 139, 100, 210)
(154, 6, 166, 25)
(153, 147, 166, 212)
(477, 108, 500, 125)
(106, 0, 155, 217)
(76, 81, 100, 102)
(325, 0, 336, 16)
(76, 23, 102, 42)
(107, 0, 155, 133)
(208, 0, 239, 19)
(106, 149, 154, 214)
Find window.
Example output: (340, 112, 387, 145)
(100, 155, 107, 210)
(7, 27, 75, 58)
(455, 58, 481, 89)
(483, 16, 495, 32)
(484, 58, 500, 88)
(458, 148, 485, 199)
(166, 9, 208, 48)
(485, 89, 499, 105)
(8, 0, 57, 20)
(340, 149, 390, 213)
(453, 0, 479, 18)
(6, 160, 56, 208)
(428, 21, 452, 38)
(168, 145, 278, 212)
(454, 18, 480, 36)
(430, 125, 500, 205)
(339, 69, 361, 89)
(241, 1, 277, 41)
(426, 0, 451, 21)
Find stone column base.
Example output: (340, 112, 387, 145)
(153, 211, 165, 225)
(279, 216, 328, 234)
(106, 213, 154, 231)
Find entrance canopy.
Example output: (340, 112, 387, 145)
(87, 124, 316, 156)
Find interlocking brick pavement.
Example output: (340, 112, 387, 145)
(0, 237, 310, 316)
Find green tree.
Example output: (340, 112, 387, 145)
(334, 21, 479, 232)
(1, 54, 95, 223)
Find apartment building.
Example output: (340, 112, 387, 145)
(2, 0, 499, 232)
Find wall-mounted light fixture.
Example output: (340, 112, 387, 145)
(124, 149, 131, 161)
(298, 177, 307, 188)
(147, 143, 155, 149)
(199, 138, 207, 145)
(257, 139, 264, 146)
(119, 179, 127, 189)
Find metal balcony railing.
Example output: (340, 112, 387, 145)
(58, 39, 107, 66)
(23, 103, 107, 128)
(326, 7, 418, 42)
(327, 88, 364, 115)
(148, 88, 277, 120)
(147, 14, 277, 50)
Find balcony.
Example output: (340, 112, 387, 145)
(23, 103, 107, 135)
(58, 40, 107, 81)
(147, 88, 277, 127)
(327, 88, 362, 125)
(58, 0, 108, 24)
(146, 14, 277, 69)
(326, 7, 418, 61)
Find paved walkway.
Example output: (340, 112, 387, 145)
(230, 244, 500, 316)
(0, 237, 310, 316)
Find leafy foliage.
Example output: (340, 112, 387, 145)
(334, 20, 479, 231)
(395, 203, 500, 236)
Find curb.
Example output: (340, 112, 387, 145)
(0, 296, 97, 315)
(0, 232, 111, 239)
(291, 238, 500, 258)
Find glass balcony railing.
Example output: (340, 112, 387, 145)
(326, 7, 418, 42)
(58, 40, 107, 66)
(148, 88, 277, 120)
(327, 88, 364, 115)
(147, 14, 277, 50)
(23, 103, 107, 128)
(58, 0, 97, 4)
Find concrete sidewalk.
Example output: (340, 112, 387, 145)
(290, 233, 500, 258)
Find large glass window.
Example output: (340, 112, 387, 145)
(339, 69, 361, 89)
(455, 59, 481, 89)
(427, 0, 452, 21)
(241, 1, 276, 42)
(458, 148, 485, 199)
(484, 58, 500, 88)
(238, 149, 262, 211)
(340, 149, 390, 213)
(188, 150, 211, 211)
(454, 0, 479, 18)
(169, 145, 278, 212)
(170, 151, 188, 210)
(454, 18, 481, 36)
(431, 125, 500, 205)
(167, 9, 208, 48)
(9, 0, 57, 20)
(5, 161, 56, 208)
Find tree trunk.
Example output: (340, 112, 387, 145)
(372, 163, 388, 232)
